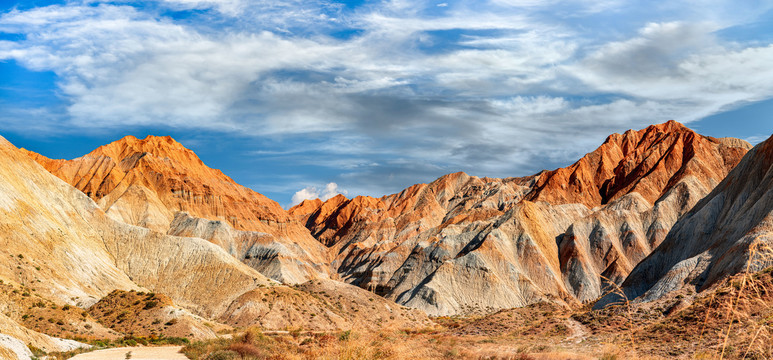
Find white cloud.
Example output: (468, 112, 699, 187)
(569, 21, 773, 124)
(158, 0, 245, 15)
(291, 182, 348, 206)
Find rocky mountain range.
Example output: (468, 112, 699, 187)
(289, 121, 750, 314)
(22, 121, 754, 316)
(599, 128, 773, 306)
(1, 120, 770, 359)
(24, 135, 330, 284)
(0, 134, 428, 357)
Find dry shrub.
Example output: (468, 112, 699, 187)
(597, 275, 637, 355)
(229, 342, 266, 359)
(716, 241, 773, 360)
(206, 350, 238, 360)
(241, 327, 267, 345)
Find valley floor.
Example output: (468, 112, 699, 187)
(175, 266, 773, 360)
(18, 263, 773, 359)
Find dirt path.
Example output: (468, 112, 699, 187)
(564, 317, 590, 344)
(69, 346, 187, 360)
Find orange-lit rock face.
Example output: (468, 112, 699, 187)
(1, 135, 426, 336)
(290, 121, 751, 315)
(25, 135, 288, 232)
(527, 120, 749, 208)
(25, 135, 331, 284)
(604, 133, 773, 307)
(0, 134, 286, 323)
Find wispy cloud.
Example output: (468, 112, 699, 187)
(745, 135, 770, 145)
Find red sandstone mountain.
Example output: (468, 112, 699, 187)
(25, 135, 287, 231)
(0, 134, 429, 356)
(18, 122, 752, 316)
(526, 120, 749, 208)
(24, 135, 330, 284)
(599, 132, 773, 307)
(290, 121, 751, 314)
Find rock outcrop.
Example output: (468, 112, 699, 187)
(0, 136, 141, 306)
(0, 135, 428, 333)
(0, 133, 277, 315)
(525, 121, 748, 208)
(24, 135, 330, 284)
(167, 212, 318, 284)
(599, 132, 773, 306)
(0, 313, 87, 355)
(24, 135, 285, 232)
(556, 123, 749, 301)
(291, 121, 750, 315)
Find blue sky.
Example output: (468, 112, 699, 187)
(0, 0, 771, 207)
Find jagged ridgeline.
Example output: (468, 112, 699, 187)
(21, 120, 750, 316)
(0, 134, 430, 357)
(23, 135, 331, 285)
(289, 121, 750, 315)
(3, 120, 772, 359)
(598, 130, 773, 307)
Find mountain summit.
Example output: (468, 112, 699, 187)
(25, 135, 331, 284)
(598, 131, 773, 306)
(290, 121, 751, 314)
(25, 135, 287, 231)
(526, 120, 749, 207)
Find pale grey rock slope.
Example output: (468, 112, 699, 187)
(0, 333, 34, 360)
(598, 133, 773, 307)
(24, 135, 332, 285)
(0, 134, 279, 316)
(559, 174, 717, 302)
(292, 122, 750, 315)
(0, 134, 429, 333)
(168, 212, 321, 284)
(392, 200, 591, 316)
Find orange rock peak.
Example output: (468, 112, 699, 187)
(25, 134, 292, 230)
(526, 120, 748, 208)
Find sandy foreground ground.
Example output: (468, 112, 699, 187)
(68, 346, 188, 360)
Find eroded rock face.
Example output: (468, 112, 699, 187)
(0, 136, 141, 307)
(599, 133, 773, 307)
(0, 134, 280, 317)
(24, 135, 330, 284)
(168, 212, 327, 284)
(557, 173, 724, 302)
(291, 121, 750, 315)
(25, 135, 286, 231)
(0, 135, 429, 332)
(526, 120, 749, 208)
